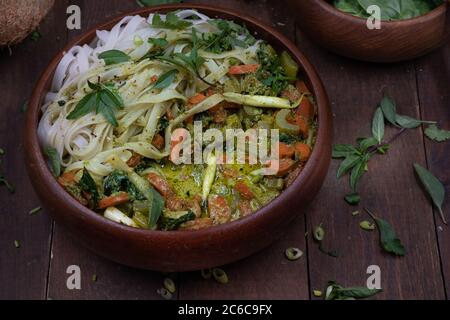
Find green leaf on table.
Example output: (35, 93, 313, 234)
(136, 0, 182, 7)
(372, 107, 385, 144)
(79, 169, 100, 206)
(98, 50, 131, 65)
(325, 281, 382, 300)
(345, 192, 361, 205)
(350, 156, 368, 191)
(358, 137, 378, 152)
(414, 163, 447, 224)
(380, 94, 397, 126)
(337, 154, 360, 178)
(332, 144, 358, 158)
(395, 114, 435, 129)
(153, 69, 179, 90)
(425, 124, 450, 142)
(44, 147, 61, 177)
(151, 12, 192, 30)
(365, 208, 406, 256)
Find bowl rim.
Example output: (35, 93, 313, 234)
(24, 4, 331, 242)
(320, 0, 447, 24)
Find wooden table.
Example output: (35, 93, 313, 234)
(1, 0, 449, 300)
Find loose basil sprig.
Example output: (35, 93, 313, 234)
(325, 281, 382, 300)
(67, 81, 124, 127)
(414, 163, 447, 224)
(365, 208, 406, 256)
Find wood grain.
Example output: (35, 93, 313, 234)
(295, 26, 447, 299)
(0, 0, 68, 299)
(415, 43, 450, 297)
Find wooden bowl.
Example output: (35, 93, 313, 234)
(288, 0, 450, 62)
(23, 4, 332, 271)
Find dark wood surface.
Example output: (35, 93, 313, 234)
(0, 0, 448, 300)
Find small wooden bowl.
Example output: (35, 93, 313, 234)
(288, 0, 450, 62)
(23, 4, 332, 271)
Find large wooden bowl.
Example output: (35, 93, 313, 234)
(288, 0, 450, 62)
(23, 4, 332, 271)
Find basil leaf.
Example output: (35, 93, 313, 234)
(358, 137, 378, 152)
(365, 208, 406, 256)
(44, 147, 61, 177)
(372, 107, 384, 144)
(395, 114, 435, 129)
(151, 12, 192, 30)
(337, 155, 360, 178)
(345, 192, 361, 205)
(153, 69, 178, 90)
(98, 50, 131, 65)
(425, 124, 450, 142)
(325, 281, 382, 300)
(148, 187, 165, 230)
(79, 169, 100, 206)
(67, 92, 97, 120)
(350, 157, 368, 191)
(332, 144, 357, 158)
(97, 92, 119, 127)
(380, 95, 397, 126)
(414, 163, 447, 224)
(148, 37, 169, 48)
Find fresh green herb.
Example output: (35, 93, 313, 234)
(14, 240, 20, 248)
(30, 31, 42, 41)
(153, 69, 178, 90)
(98, 50, 131, 65)
(325, 281, 382, 300)
(103, 170, 145, 200)
(79, 169, 100, 207)
(164, 278, 176, 293)
(414, 163, 447, 224)
(29, 207, 42, 215)
(148, 37, 169, 48)
(156, 287, 172, 300)
(337, 155, 360, 179)
(159, 210, 195, 231)
(285, 247, 303, 261)
(319, 244, 339, 258)
(332, 144, 358, 158)
(425, 124, 450, 142)
(44, 147, 61, 177)
(394, 114, 435, 129)
(67, 81, 124, 127)
(379, 94, 397, 126)
(360, 220, 375, 231)
(256, 44, 290, 96)
(151, 12, 192, 30)
(212, 268, 229, 284)
(345, 192, 361, 205)
(334, 0, 443, 21)
(148, 188, 165, 229)
(136, 0, 182, 7)
(365, 208, 406, 256)
(279, 133, 299, 144)
(372, 107, 385, 144)
(20, 101, 28, 113)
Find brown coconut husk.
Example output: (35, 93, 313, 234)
(0, 0, 55, 47)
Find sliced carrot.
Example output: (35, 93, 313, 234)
(188, 195, 202, 218)
(126, 153, 142, 168)
(152, 133, 165, 150)
(235, 181, 254, 200)
(58, 171, 77, 186)
(208, 195, 231, 224)
(294, 143, 311, 161)
(98, 192, 130, 209)
(296, 80, 311, 94)
(267, 158, 296, 177)
(150, 75, 158, 83)
(188, 93, 207, 105)
(295, 116, 309, 138)
(211, 107, 227, 123)
(147, 172, 173, 197)
(278, 142, 295, 158)
(228, 64, 260, 75)
(297, 97, 315, 121)
(238, 200, 253, 217)
(180, 218, 213, 230)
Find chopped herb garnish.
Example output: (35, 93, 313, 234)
(29, 207, 42, 215)
(365, 208, 406, 256)
(414, 163, 447, 224)
(425, 124, 450, 142)
(79, 168, 100, 207)
(67, 81, 124, 127)
(30, 31, 42, 42)
(98, 50, 131, 65)
(345, 192, 361, 205)
(325, 281, 382, 300)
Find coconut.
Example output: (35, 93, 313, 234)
(0, 0, 55, 47)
